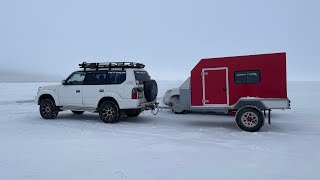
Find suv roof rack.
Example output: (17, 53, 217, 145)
(79, 62, 145, 71)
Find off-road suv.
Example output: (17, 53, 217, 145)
(36, 62, 158, 123)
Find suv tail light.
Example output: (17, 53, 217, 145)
(132, 88, 138, 99)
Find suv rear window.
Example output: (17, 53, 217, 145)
(83, 71, 126, 85)
(134, 71, 150, 82)
(107, 71, 126, 84)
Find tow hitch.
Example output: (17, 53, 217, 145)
(151, 102, 160, 115)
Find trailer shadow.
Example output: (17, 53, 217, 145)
(184, 120, 239, 131)
(177, 111, 240, 131)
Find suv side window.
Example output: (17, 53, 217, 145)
(66, 72, 86, 85)
(83, 71, 126, 85)
(235, 70, 261, 84)
(107, 71, 126, 84)
(83, 71, 106, 85)
(134, 71, 150, 82)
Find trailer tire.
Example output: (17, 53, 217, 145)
(236, 107, 264, 132)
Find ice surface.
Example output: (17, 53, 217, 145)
(0, 81, 319, 180)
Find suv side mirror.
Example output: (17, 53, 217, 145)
(61, 80, 66, 85)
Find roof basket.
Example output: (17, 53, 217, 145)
(79, 62, 145, 71)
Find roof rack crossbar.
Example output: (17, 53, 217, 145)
(79, 62, 145, 71)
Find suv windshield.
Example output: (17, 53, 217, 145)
(134, 71, 150, 82)
(66, 72, 86, 85)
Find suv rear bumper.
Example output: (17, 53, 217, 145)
(138, 101, 158, 110)
(119, 99, 158, 110)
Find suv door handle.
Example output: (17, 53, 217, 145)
(99, 89, 104, 92)
(76, 90, 81, 93)
(223, 88, 227, 92)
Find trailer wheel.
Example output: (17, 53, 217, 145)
(169, 96, 186, 114)
(236, 107, 264, 132)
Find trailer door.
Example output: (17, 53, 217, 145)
(202, 68, 229, 106)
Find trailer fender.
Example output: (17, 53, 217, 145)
(235, 105, 263, 118)
(232, 100, 267, 111)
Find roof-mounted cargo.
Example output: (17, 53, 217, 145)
(79, 62, 145, 71)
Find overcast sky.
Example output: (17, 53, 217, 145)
(0, 0, 319, 81)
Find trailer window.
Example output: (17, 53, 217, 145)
(235, 70, 260, 84)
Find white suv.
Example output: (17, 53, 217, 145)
(36, 62, 158, 123)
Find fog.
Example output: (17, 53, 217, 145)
(0, 0, 319, 81)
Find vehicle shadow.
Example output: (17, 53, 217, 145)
(120, 116, 155, 124)
(53, 111, 294, 133)
(57, 113, 102, 122)
(57, 112, 154, 124)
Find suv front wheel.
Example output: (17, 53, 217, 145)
(99, 101, 120, 123)
(40, 99, 59, 119)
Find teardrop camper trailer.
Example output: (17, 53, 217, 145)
(163, 52, 290, 132)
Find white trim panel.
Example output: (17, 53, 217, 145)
(261, 99, 290, 109)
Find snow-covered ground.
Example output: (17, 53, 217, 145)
(0, 82, 319, 180)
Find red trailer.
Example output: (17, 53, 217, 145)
(163, 52, 290, 132)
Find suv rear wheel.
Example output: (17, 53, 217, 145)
(99, 101, 120, 123)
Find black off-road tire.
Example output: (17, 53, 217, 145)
(236, 107, 264, 132)
(126, 109, 142, 117)
(40, 99, 59, 119)
(144, 80, 158, 102)
(99, 101, 120, 123)
(72, 111, 85, 115)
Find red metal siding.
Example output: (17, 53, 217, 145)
(191, 53, 287, 106)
